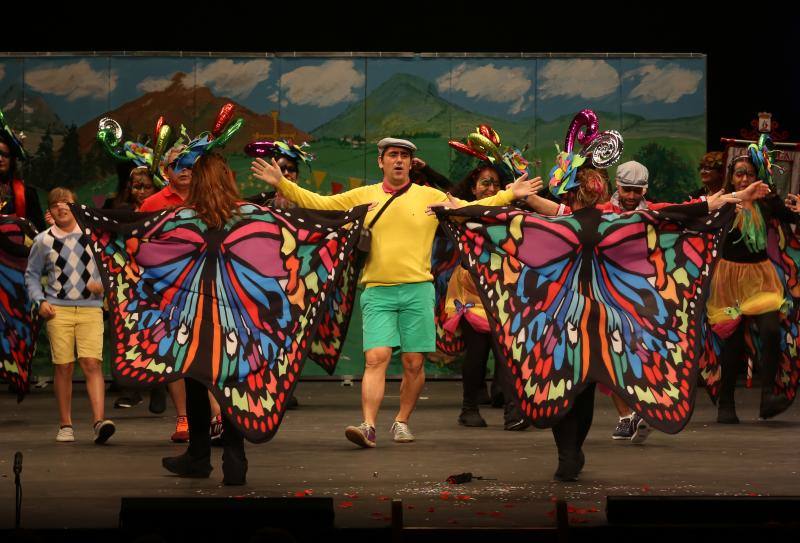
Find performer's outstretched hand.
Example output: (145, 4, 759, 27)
(250, 158, 283, 187)
(426, 193, 462, 215)
(508, 173, 540, 199)
(735, 180, 770, 201)
(507, 174, 543, 195)
(707, 190, 738, 211)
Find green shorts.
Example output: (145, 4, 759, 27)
(360, 282, 436, 353)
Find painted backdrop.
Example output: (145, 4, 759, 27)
(0, 54, 706, 377)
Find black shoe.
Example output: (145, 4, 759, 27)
(222, 448, 248, 486)
(287, 395, 299, 410)
(114, 392, 143, 409)
(458, 408, 487, 427)
(149, 386, 167, 414)
(554, 461, 580, 482)
(717, 404, 739, 424)
(504, 418, 531, 431)
(759, 392, 792, 420)
(162, 452, 212, 478)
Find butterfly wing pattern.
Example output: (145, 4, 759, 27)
(439, 203, 731, 433)
(74, 202, 366, 442)
(431, 227, 464, 356)
(0, 216, 40, 400)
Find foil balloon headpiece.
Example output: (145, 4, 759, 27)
(448, 124, 531, 179)
(243, 139, 316, 167)
(548, 109, 624, 197)
(96, 116, 171, 188)
(745, 134, 783, 186)
(169, 103, 244, 173)
(0, 108, 27, 161)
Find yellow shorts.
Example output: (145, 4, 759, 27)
(45, 305, 104, 364)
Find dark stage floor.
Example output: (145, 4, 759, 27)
(1, 381, 798, 530)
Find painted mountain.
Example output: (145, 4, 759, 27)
(77, 73, 312, 155)
(1, 84, 67, 135)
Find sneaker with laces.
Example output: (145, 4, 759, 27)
(345, 422, 376, 448)
(390, 420, 415, 443)
(171, 415, 189, 443)
(210, 414, 224, 447)
(612, 415, 634, 440)
(93, 420, 116, 444)
(56, 425, 75, 442)
(630, 413, 651, 444)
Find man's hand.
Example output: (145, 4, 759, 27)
(707, 190, 740, 211)
(250, 158, 284, 187)
(411, 157, 427, 170)
(509, 173, 540, 199)
(785, 193, 800, 213)
(38, 301, 56, 319)
(426, 193, 462, 215)
(86, 280, 104, 296)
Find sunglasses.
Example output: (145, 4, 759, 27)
(280, 165, 298, 175)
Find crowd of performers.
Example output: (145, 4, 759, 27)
(1, 105, 799, 485)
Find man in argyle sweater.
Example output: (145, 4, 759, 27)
(25, 187, 115, 444)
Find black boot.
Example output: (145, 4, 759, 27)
(458, 407, 487, 427)
(221, 416, 248, 485)
(759, 391, 791, 420)
(717, 403, 739, 424)
(162, 452, 212, 478)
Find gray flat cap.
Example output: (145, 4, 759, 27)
(616, 160, 649, 187)
(377, 137, 417, 154)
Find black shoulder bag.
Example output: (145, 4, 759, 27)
(357, 182, 413, 255)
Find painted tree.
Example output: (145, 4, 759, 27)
(26, 128, 55, 191)
(55, 124, 82, 188)
(633, 142, 695, 203)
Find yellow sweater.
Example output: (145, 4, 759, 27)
(276, 179, 515, 288)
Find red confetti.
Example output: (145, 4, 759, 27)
(504, 504, 515, 509)
(746, 492, 759, 497)
(377, 496, 390, 501)
(489, 511, 504, 518)
(456, 495, 473, 501)
(439, 491, 452, 500)
(427, 507, 436, 513)
(550, 496, 559, 502)
(338, 502, 353, 509)
(294, 489, 313, 498)
(344, 492, 359, 499)
(642, 484, 651, 492)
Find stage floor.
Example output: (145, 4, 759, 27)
(1, 381, 798, 529)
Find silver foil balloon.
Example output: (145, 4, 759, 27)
(582, 130, 624, 168)
(98, 117, 123, 144)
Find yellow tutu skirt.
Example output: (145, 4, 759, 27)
(707, 259, 784, 331)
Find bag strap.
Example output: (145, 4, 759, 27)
(367, 182, 413, 229)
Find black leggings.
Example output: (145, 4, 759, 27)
(185, 377, 245, 462)
(551, 384, 596, 463)
(459, 320, 522, 420)
(718, 311, 781, 406)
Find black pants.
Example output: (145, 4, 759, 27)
(185, 378, 246, 468)
(459, 320, 523, 421)
(551, 384, 596, 465)
(718, 311, 781, 406)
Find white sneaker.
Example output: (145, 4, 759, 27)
(390, 421, 415, 443)
(56, 426, 75, 442)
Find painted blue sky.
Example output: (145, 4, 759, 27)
(2, 55, 706, 132)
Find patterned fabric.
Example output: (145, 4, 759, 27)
(0, 216, 41, 399)
(25, 227, 102, 306)
(700, 217, 800, 412)
(72, 202, 367, 443)
(438, 202, 732, 433)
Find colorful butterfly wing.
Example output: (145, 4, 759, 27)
(432, 227, 464, 355)
(74, 203, 366, 442)
(0, 216, 40, 400)
(440, 203, 731, 432)
(439, 207, 586, 427)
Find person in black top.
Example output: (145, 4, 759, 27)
(689, 151, 725, 199)
(0, 112, 45, 231)
(706, 153, 796, 423)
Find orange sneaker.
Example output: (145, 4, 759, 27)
(171, 415, 189, 442)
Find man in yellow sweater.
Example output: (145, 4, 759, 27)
(251, 138, 539, 448)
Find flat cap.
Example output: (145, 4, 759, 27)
(615, 160, 649, 187)
(377, 137, 417, 154)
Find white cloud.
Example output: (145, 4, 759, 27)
(624, 63, 703, 104)
(280, 60, 364, 108)
(438, 63, 532, 113)
(137, 76, 176, 93)
(26, 60, 115, 101)
(196, 59, 271, 99)
(538, 60, 619, 100)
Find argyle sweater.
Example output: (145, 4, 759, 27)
(24, 224, 103, 307)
